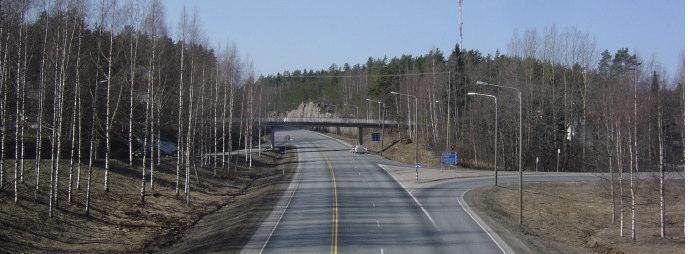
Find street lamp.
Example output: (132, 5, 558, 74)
(476, 80, 523, 225)
(366, 98, 385, 155)
(390, 91, 419, 182)
(467, 92, 498, 186)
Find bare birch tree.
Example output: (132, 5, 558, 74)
(68, 15, 83, 203)
(175, 5, 187, 196)
(128, 0, 140, 166)
(35, 0, 50, 198)
(656, 73, 665, 238)
(103, 0, 117, 192)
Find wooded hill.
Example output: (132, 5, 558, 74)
(259, 26, 684, 174)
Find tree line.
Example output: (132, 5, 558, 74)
(0, 0, 261, 217)
(259, 25, 684, 240)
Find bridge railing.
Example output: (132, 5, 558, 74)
(259, 117, 398, 125)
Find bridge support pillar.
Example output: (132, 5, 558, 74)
(357, 127, 363, 146)
(270, 128, 275, 150)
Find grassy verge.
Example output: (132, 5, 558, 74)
(465, 179, 684, 254)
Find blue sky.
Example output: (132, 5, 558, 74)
(163, 0, 684, 76)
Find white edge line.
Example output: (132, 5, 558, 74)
(378, 164, 438, 229)
(259, 149, 301, 254)
(314, 131, 352, 147)
(457, 192, 514, 254)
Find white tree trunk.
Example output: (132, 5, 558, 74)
(104, 16, 114, 192)
(632, 71, 638, 241)
(213, 68, 219, 174)
(85, 76, 99, 215)
(176, 9, 186, 196)
(220, 72, 227, 171)
(0, 27, 5, 191)
(68, 24, 83, 203)
(14, 20, 22, 203)
(129, 21, 139, 166)
(185, 78, 194, 204)
(617, 121, 624, 237)
(657, 90, 665, 238)
(627, 122, 636, 242)
(607, 108, 615, 224)
(35, 8, 49, 198)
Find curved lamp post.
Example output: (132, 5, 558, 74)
(476, 80, 523, 225)
(467, 92, 498, 186)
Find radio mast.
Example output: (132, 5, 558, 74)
(457, 0, 463, 50)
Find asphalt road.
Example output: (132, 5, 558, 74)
(241, 129, 602, 254)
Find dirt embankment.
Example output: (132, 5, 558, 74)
(0, 147, 296, 253)
(465, 179, 684, 254)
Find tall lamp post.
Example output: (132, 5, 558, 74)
(366, 98, 385, 154)
(467, 92, 498, 186)
(476, 80, 523, 225)
(390, 91, 419, 182)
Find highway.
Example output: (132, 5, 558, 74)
(241, 129, 600, 254)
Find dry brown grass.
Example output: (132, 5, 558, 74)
(0, 148, 295, 253)
(467, 179, 684, 254)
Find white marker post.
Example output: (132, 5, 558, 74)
(556, 149, 561, 172)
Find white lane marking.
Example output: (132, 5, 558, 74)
(457, 193, 514, 254)
(378, 164, 438, 228)
(381, 248, 384, 254)
(259, 148, 302, 254)
(376, 220, 381, 228)
(314, 131, 352, 148)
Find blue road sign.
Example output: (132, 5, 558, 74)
(415, 163, 422, 168)
(371, 132, 380, 141)
(441, 151, 458, 166)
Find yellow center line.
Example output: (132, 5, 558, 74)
(323, 153, 338, 254)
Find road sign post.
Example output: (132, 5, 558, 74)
(441, 151, 457, 166)
(415, 163, 421, 182)
(371, 132, 380, 141)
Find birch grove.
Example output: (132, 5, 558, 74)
(0, 0, 254, 218)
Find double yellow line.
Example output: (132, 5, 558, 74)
(323, 153, 338, 254)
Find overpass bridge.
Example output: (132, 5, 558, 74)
(221, 117, 401, 146)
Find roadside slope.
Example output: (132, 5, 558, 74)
(0, 147, 295, 253)
(465, 180, 684, 254)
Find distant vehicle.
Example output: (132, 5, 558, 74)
(351, 145, 367, 154)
